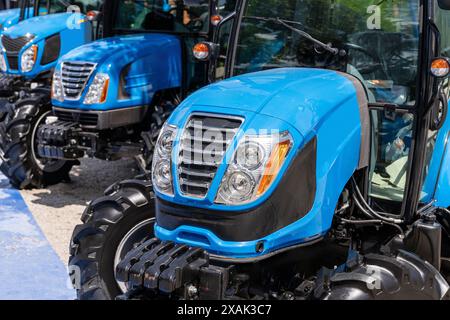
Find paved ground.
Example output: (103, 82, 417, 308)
(0, 158, 136, 300)
(0, 174, 74, 299)
(20, 158, 137, 263)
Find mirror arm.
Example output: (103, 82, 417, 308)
(213, 11, 236, 43)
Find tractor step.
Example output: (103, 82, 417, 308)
(115, 238, 230, 299)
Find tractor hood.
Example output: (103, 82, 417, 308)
(183, 68, 366, 138)
(53, 33, 182, 111)
(3, 12, 81, 40)
(60, 33, 180, 66)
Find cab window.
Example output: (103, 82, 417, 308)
(115, 0, 210, 33)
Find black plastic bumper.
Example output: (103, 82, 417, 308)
(116, 238, 230, 299)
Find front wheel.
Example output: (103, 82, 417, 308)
(69, 178, 156, 300)
(0, 91, 76, 189)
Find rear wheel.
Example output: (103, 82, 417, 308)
(69, 178, 155, 300)
(0, 91, 76, 189)
(315, 251, 450, 300)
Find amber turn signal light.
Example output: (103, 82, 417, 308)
(193, 42, 211, 61)
(211, 15, 223, 26)
(257, 139, 292, 196)
(431, 57, 450, 78)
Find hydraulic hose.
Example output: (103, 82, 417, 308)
(351, 178, 403, 224)
(340, 217, 405, 236)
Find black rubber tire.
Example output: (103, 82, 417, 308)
(141, 93, 179, 171)
(0, 91, 76, 189)
(69, 178, 156, 300)
(316, 250, 450, 300)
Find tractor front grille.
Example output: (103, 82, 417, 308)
(177, 114, 243, 198)
(2, 35, 34, 53)
(2, 35, 35, 71)
(7, 56, 18, 70)
(53, 109, 99, 127)
(61, 61, 96, 99)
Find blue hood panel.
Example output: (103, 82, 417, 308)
(53, 33, 182, 110)
(3, 13, 77, 40)
(183, 68, 359, 138)
(2, 12, 92, 79)
(61, 33, 180, 65)
(0, 8, 21, 30)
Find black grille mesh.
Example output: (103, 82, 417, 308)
(2, 35, 34, 53)
(2, 35, 35, 71)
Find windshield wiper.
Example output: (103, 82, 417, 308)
(246, 16, 339, 55)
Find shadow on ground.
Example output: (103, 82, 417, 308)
(25, 158, 139, 209)
(18, 158, 139, 262)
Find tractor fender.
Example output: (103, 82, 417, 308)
(52, 34, 182, 111)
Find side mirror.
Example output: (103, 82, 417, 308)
(438, 0, 450, 10)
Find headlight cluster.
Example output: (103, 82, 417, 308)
(84, 73, 109, 104)
(51, 71, 64, 101)
(0, 52, 6, 72)
(152, 124, 293, 205)
(152, 124, 178, 196)
(215, 132, 293, 205)
(21, 45, 37, 72)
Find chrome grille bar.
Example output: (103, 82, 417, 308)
(60, 61, 96, 100)
(177, 114, 243, 198)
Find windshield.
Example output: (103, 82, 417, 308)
(36, 0, 102, 14)
(233, 0, 421, 105)
(114, 0, 210, 33)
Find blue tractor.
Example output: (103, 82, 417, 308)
(70, 0, 450, 300)
(0, 1, 52, 98)
(22, 0, 237, 192)
(0, 0, 103, 188)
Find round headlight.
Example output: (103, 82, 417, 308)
(219, 171, 255, 203)
(21, 45, 37, 72)
(235, 142, 265, 170)
(157, 130, 175, 155)
(153, 160, 172, 191)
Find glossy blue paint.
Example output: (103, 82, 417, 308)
(0, 173, 75, 300)
(52, 33, 182, 111)
(0, 7, 42, 33)
(423, 97, 450, 208)
(0, 8, 21, 32)
(155, 68, 364, 258)
(1, 12, 92, 79)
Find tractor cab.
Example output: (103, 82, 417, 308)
(202, 0, 450, 219)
